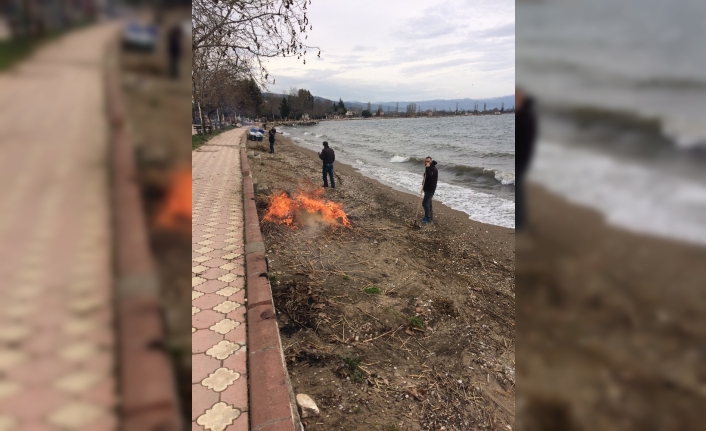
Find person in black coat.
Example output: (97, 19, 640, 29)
(515, 87, 537, 230)
(268, 127, 277, 153)
(168, 24, 182, 79)
(421, 157, 438, 223)
(318, 141, 336, 188)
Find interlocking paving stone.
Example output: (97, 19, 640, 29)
(0, 24, 119, 430)
(193, 128, 248, 430)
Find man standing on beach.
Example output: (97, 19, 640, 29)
(269, 126, 277, 154)
(422, 157, 438, 223)
(516, 87, 537, 230)
(168, 24, 182, 79)
(318, 141, 336, 188)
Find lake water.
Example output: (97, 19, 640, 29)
(280, 115, 516, 229)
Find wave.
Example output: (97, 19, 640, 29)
(482, 151, 515, 159)
(389, 155, 409, 163)
(635, 77, 706, 91)
(315, 134, 323, 138)
(438, 164, 515, 185)
(494, 170, 516, 185)
(303, 132, 310, 135)
(548, 104, 706, 150)
(387, 155, 514, 185)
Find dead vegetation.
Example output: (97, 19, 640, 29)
(248, 134, 515, 430)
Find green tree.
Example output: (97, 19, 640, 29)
(236, 78, 264, 116)
(336, 98, 346, 114)
(361, 110, 372, 118)
(280, 96, 290, 119)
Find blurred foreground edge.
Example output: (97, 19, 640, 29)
(105, 29, 183, 431)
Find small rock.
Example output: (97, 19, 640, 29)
(296, 394, 320, 418)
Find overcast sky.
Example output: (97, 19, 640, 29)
(263, 0, 515, 103)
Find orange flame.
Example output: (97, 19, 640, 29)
(263, 188, 351, 228)
(154, 168, 192, 231)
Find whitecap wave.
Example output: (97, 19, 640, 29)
(493, 170, 515, 185)
(315, 134, 323, 138)
(389, 155, 409, 163)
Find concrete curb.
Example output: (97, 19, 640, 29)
(105, 38, 182, 430)
(240, 140, 303, 431)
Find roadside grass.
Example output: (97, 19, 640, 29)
(1, 21, 93, 71)
(192, 125, 237, 150)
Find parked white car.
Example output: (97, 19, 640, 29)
(122, 21, 158, 51)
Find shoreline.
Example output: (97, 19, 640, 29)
(282, 131, 515, 233)
(281, 128, 516, 230)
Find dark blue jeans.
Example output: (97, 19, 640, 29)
(323, 163, 335, 187)
(422, 190, 434, 220)
(269, 139, 275, 153)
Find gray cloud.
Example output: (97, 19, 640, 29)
(352, 45, 377, 52)
(266, 0, 514, 101)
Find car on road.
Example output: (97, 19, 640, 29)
(122, 21, 158, 52)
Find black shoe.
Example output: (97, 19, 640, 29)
(323, 185, 329, 187)
(332, 186, 335, 189)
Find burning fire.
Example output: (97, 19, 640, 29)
(154, 168, 192, 231)
(263, 188, 351, 228)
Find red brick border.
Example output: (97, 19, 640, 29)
(240, 145, 301, 431)
(105, 38, 182, 430)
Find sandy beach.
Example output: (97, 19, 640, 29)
(517, 183, 706, 430)
(244, 130, 515, 430)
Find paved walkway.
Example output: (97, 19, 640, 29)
(0, 25, 119, 430)
(192, 128, 249, 431)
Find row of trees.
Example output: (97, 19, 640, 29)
(0, 0, 100, 39)
(268, 89, 339, 120)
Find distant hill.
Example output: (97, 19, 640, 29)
(345, 95, 515, 112)
(263, 93, 515, 112)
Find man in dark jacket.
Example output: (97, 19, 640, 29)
(421, 157, 438, 223)
(515, 87, 537, 230)
(268, 127, 277, 153)
(168, 24, 182, 79)
(318, 141, 336, 188)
